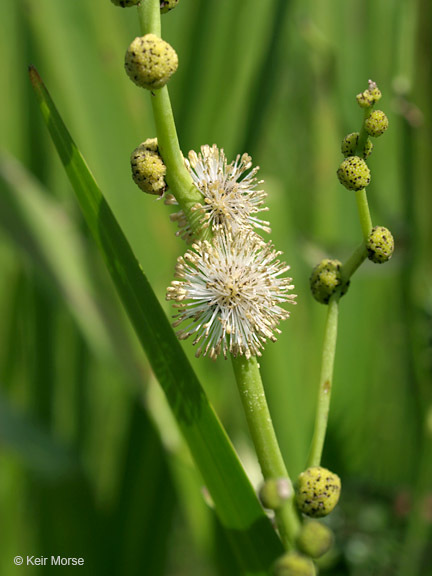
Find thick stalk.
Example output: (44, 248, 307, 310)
(307, 296, 339, 468)
(232, 355, 301, 549)
(355, 188, 373, 242)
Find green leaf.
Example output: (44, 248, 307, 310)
(29, 66, 283, 575)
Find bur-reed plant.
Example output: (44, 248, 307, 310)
(4, 0, 426, 574)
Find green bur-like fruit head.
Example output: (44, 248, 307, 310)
(160, 0, 180, 13)
(367, 226, 394, 264)
(259, 478, 292, 511)
(341, 132, 373, 159)
(364, 110, 389, 137)
(296, 520, 334, 558)
(125, 34, 178, 90)
(111, 0, 140, 7)
(272, 552, 316, 576)
(310, 259, 348, 305)
(130, 138, 167, 195)
(356, 79, 382, 108)
(337, 156, 371, 191)
(296, 466, 341, 518)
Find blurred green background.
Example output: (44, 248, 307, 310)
(1, 0, 431, 574)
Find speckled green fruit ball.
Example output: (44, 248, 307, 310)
(364, 110, 389, 137)
(259, 478, 292, 511)
(341, 132, 373, 160)
(296, 521, 334, 559)
(130, 138, 167, 195)
(111, 0, 140, 6)
(160, 0, 180, 13)
(125, 34, 178, 90)
(310, 259, 348, 305)
(356, 80, 382, 108)
(337, 156, 371, 191)
(272, 552, 316, 576)
(296, 466, 341, 518)
(366, 226, 394, 264)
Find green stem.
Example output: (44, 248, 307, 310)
(355, 188, 373, 242)
(356, 107, 372, 157)
(307, 296, 339, 468)
(232, 355, 301, 548)
(137, 0, 205, 238)
(340, 241, 368, 285)
(137, 0, 161, 37)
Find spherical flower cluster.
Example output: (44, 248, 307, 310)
(337, 156, 371, 191)
(166, 144, 295, 359)
(160, 0, 180, 13)
(166, 231, 296, 360)
(356, 79, 382, 108)
(365, 110, 389, 137)
(310, 259, 348, 305)
(367, 226, 394, 263)
(111, 0, 140, 7)
(341, 132, 373, 160)
(295, 466, 341, 518)
(272, 552, 316, 576)
(171, 144, 270, 241)
(125, 34, 178, 90)
(296, 521, 334, 559)
(130, 138, 167, 196)
(259, 478, 292, 511)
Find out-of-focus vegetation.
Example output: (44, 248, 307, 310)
(1, 0, 431, 574)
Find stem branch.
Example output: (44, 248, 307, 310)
(232, 355, 301, 548)
(341, 242, 368, 285)
(307, 296, 339, 468)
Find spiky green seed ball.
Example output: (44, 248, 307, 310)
(125, 34, 178, 90)
(160, 0, 180, 13)
(296, 467, 341, 518)
(364, 110, 389, 137)
(366, 226, 394, 264)
(356, 80, 382, 108)
(272, 552, 316, 576)
(310, 259, 348, 305)
(259, 478, 292, 511)
(111, 0, 140, 6)
(337, 156, 371, 191)
(341, 132, 373, 160)
(130, 138, 167, 195)
(296, 521, 334, 559)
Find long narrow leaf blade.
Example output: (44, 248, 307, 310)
(29, 66, 283, 575)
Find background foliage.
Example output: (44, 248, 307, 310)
(1, 0, 431, 574)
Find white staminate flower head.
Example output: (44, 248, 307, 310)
(166, 231, 296, 360)
(171, 144, 270, 241)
